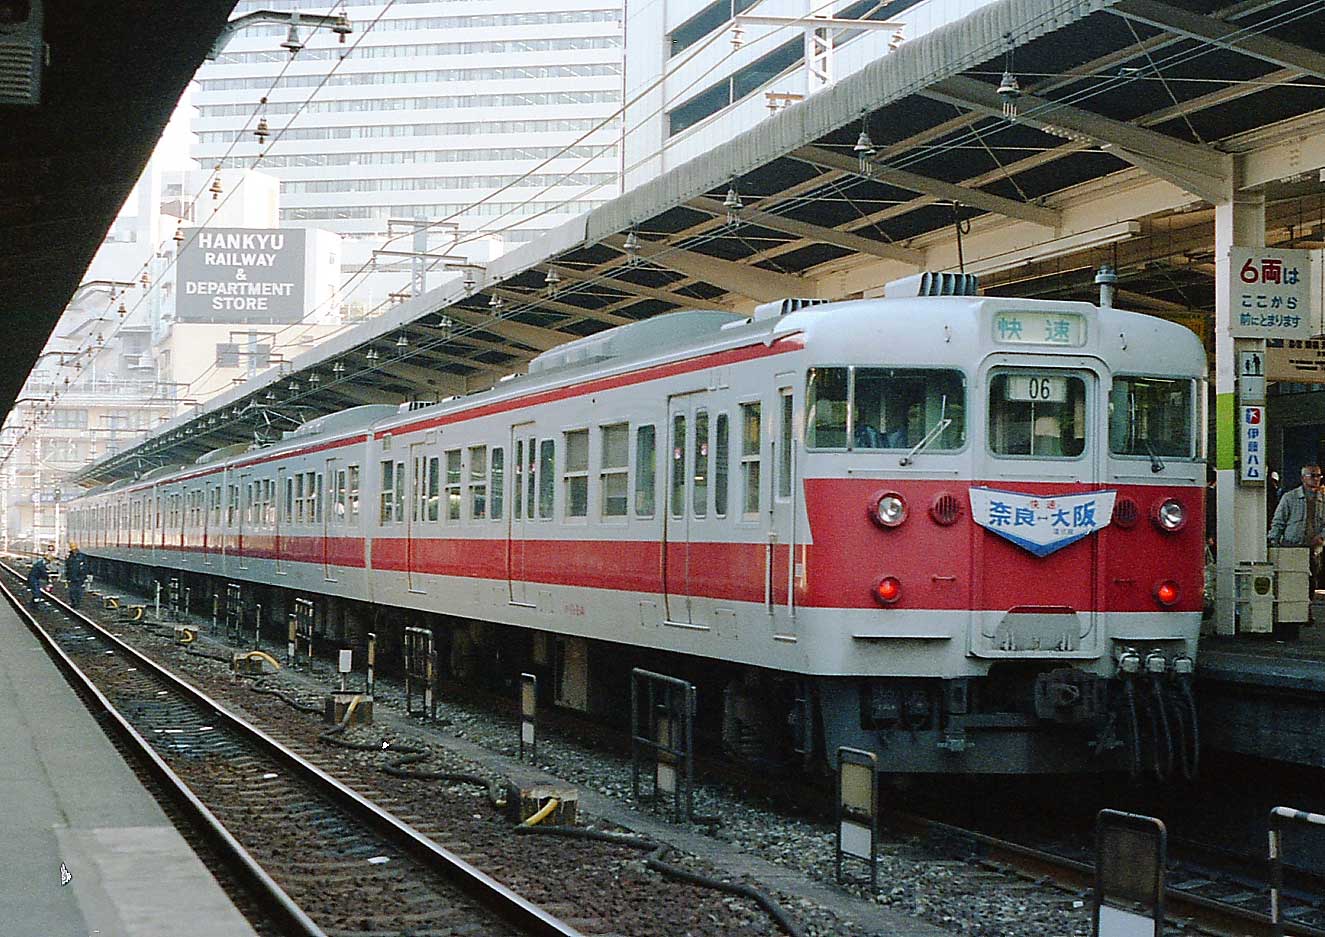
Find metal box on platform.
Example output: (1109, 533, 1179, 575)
(1269, 547, 1311, 629)
(1235, 562, 1276, 635)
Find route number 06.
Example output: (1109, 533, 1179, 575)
(1007, 374, 1067, 402)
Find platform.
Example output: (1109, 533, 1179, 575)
(0, 598, 256, 935)
(1198, 623, 1325, 768)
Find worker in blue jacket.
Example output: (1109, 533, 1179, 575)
(65, 544, 88, 608)
(27, 554, 51, 605)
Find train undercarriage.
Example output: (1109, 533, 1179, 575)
(87, 557, 1197, 780)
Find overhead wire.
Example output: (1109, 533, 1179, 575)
(0, 0, 387, 468)
(49, 0, 1325, 468)
(170, 0, 881, 399)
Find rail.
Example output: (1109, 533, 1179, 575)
(0, 560, 584, 937)
(0, 568, 323, 936)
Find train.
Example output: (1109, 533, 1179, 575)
(68, 272, 1208, 775)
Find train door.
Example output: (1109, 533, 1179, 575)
(973, 358, 1104, 658)
(508, 422, 536, 606)
(663, 391, 717, 627)
(275, 467, 287, 575)
(407, 443, 428, 593)
(769, 376, 798, 638)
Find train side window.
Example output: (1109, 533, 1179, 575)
(740, 402, 761, 517)
(526, 439, 537, 520)
(635, 425, 656, 517)
(394, 462, 405, 522)
(412, 457, 423, 523)
(469, 445, 487, 520)
(379, 459, 396, 524)
(347, 465, 361, 524)
(715, 413, 729, 517)
(693, 409, 709, 518)
(806, 367, 848, 448)
(514, 440, 524, 518)
(490, 447, 504, 520)
(334, 470, 347, 523)
(427, 455, 440, 523)
(600, 423, 628, 518)
(538, 439, 555, 518)
(295, 473, 307, 524)
(670, 414, 686, 518)
(444, 450, 460, 521)
(284, 476, 294, 525)
(314, 473, 324, 525)
(564, 429, 589, 518)
(777, 390, 793, 500)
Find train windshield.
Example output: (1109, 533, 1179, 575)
(987, 370, 1086, 458)
(806, 367, 965, 451)
(1108, 376, 1195, 459)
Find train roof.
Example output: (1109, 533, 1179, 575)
(74, 291, 1206, 499)
(776, 294, 1207, 378)
(284, 404, 401, 441)
(527, 310, 743, 375)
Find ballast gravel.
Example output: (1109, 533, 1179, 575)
(88, 592, 1095, 937)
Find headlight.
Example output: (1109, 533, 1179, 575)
(1153, 498, 1186, 532)
(871, 492, 907, 528)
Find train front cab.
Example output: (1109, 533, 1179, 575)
(796, 300, 1205, 774)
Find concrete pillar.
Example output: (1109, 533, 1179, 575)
(1213, 184, 1266, 634)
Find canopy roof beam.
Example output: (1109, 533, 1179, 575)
(544, 263, 733, 311)
(1111, 0, 1325, 80)
(924, 76, 1232, 204)
(600, 235, 812, 302)
(793, 145, 1061, 228)
(687, 196, 925, 263)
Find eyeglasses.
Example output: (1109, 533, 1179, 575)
(1305, 472, 1323, 478)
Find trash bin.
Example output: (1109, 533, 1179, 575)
(1235, 561, 1276, 635)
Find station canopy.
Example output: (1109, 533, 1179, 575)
(76, 0, 1325, 485)
(0, 1, 238, 421)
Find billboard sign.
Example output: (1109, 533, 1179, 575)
(177, 228, 306, 322)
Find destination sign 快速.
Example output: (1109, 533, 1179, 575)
(992, 311, 1085, 347)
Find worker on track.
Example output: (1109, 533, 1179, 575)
(27, 554, 51, 606)
(65, 543, 88, 609)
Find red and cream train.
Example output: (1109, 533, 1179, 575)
(71, 274, 1207, 774)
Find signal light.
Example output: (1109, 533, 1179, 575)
(873, 576, 902, 605)
(1154, 580, 1180, 606)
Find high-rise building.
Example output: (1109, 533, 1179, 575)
(193, 0, 626, 268)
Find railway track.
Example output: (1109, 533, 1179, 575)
(0, 563, 581, 937)
(25, 559, 1325, 937)
(890, 811, 1325, 937)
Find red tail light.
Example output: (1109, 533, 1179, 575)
(1154, 580, 1180, 606)
(873, 576, 902, 605)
